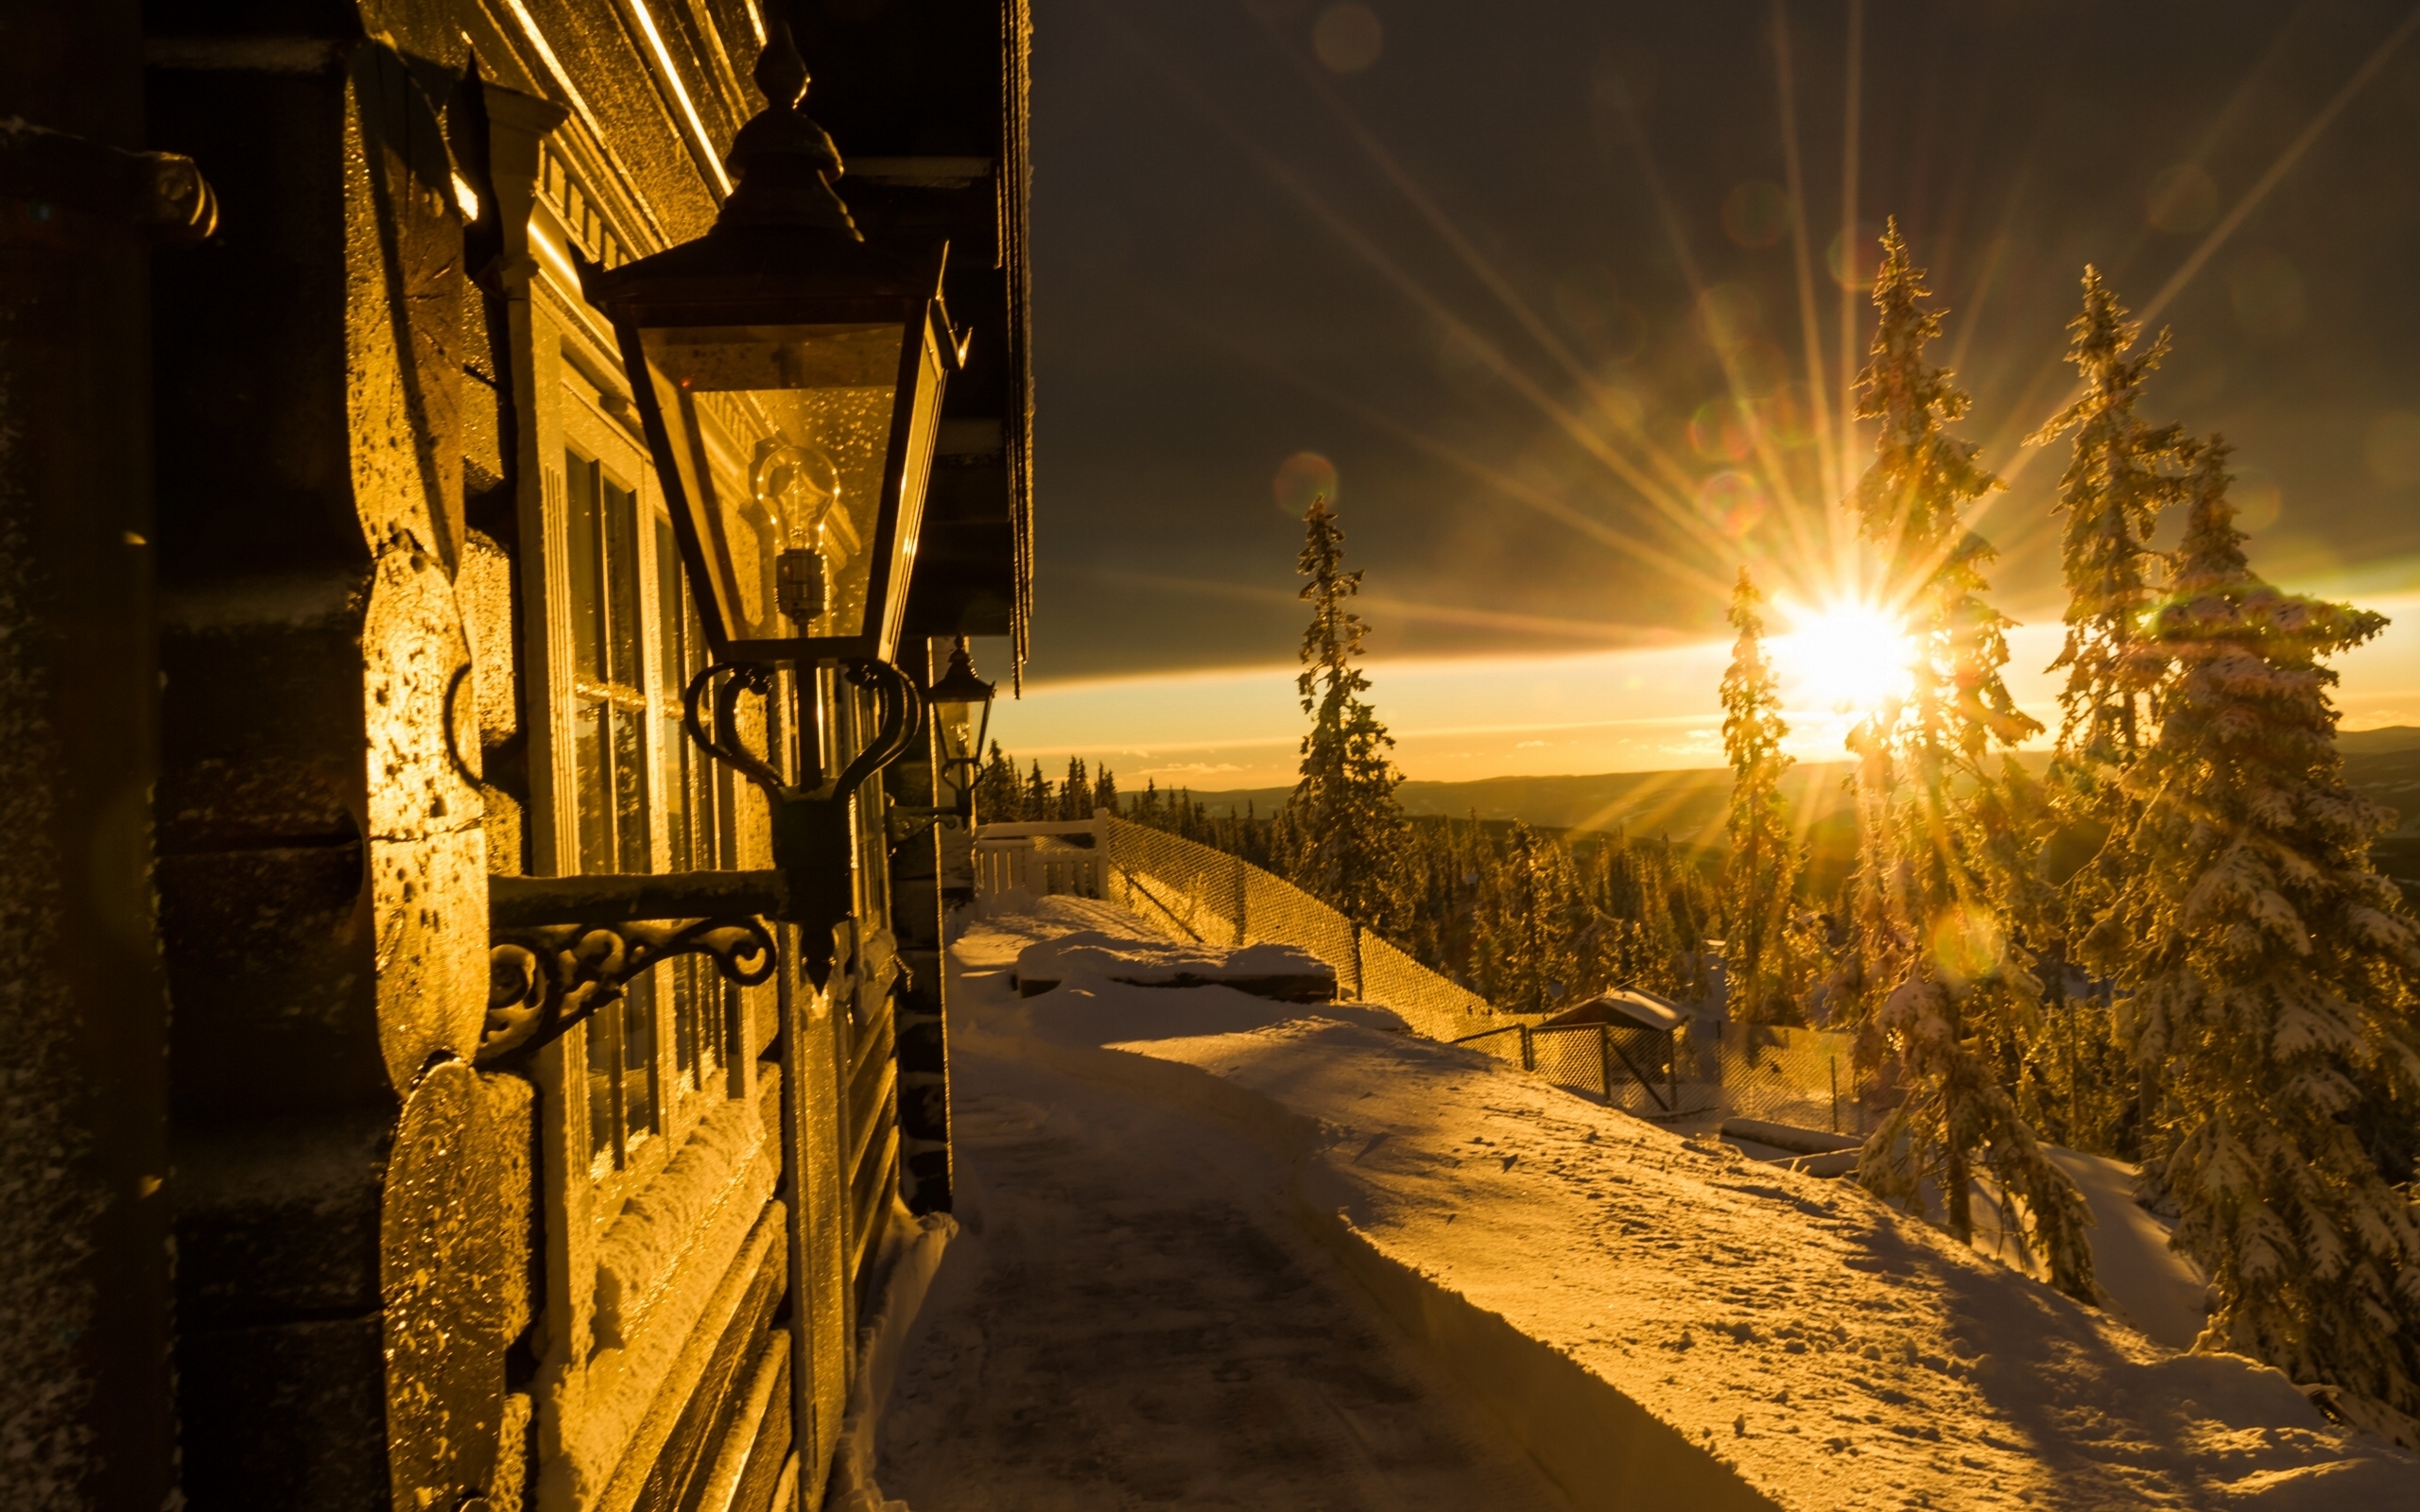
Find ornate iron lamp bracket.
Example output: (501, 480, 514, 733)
(481, 655, 918, 1037)
(481, 917, 776, 1066)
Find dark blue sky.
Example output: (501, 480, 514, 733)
(1022, 0, 2420, 679)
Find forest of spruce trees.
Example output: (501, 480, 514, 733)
(972, 743, 1726, 1015)
(980, 223, 2420, 1440)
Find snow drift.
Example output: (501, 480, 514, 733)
(945, 897, 2420, 1511)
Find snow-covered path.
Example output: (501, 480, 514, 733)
(881, 899, 2420, 1511)
(871, 942, 1573, 1510)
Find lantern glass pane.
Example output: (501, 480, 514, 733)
(935, 699, 975, 772)
(637, 321, 907, 644)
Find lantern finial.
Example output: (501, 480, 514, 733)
(723, 15, 857, 234)
(754, 17, 809, 110)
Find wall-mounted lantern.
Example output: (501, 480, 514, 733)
(579, 29, 966, 666)
(485, 19, 964, 1051)
(924, 638, 997, 819)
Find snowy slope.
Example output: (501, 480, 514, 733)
(945, 898, 2418, 1512)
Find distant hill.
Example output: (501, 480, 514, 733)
(1182, 726, 2420, 844)
(2341, 725, 2420, 756)
(1187, 765, 1849, 850)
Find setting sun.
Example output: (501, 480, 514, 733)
(1773, 600, 1918, 721)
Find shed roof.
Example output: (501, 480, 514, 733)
(1542, 989, 1685, 1033)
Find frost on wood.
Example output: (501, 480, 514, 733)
(382, 1059, 508, 1512)
(0, 351, 99, 1512)
(364, 540, 488, 1093)
(552, 1103, 776, 1506)
(593, 1094, 770, 1352)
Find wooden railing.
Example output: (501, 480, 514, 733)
(971, 816, 1107, 900)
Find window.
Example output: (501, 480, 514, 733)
(565, 438, 740, 1179)
(567, 447, 661, 1171)
(655, 519, 733, 1107)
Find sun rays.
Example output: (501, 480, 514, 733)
(1068, 0, 2413, 699)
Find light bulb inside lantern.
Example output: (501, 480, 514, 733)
(753, 436, 842, 628)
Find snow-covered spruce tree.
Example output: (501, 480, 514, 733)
(1291, 493, 1409, 931)
(2031, 267, 2198, 784)
(1059, 756, 1093, 820)
(1474, 822, 1584, 1014)
(1845, 221, 2096, 1298)
(2026, 269, 2200, 1158)
(976, 740, 1020, 822)
(1720, 567, 1804, 1023)
(2080, 441, 2420, 1440)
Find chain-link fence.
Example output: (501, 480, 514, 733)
(1449, 1019, 1874, 1132)
(1097, 816, 1512, 1042)
(1451, 1022, 1710, 1118)
(1681, 1021, 1875, 1135)
(991, 813, 1877, 1133)
(1354, 928, 1503, 1044)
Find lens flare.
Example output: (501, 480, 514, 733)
(1754, 384, 1815, 450)
(2366, 413, 2420, 487)
(1696, 472, 1767, 538)
(1272, 451, 1339, 517)
(1688, 399, 1754, 462)
(2232, 470, 2284, 533)
(1929, 903, 2005, 988)
(1721, 180, 1791, 248)
(1732, 339, 1789, 397)
(2229, 248, 2305, 337)
(1773, 599, 1915, 720)
(1694, 283, 1762, 351)
(1312, 3, 1383, 73)
(1825, 221, 1883, 290)
(2146, 164, 2218, 234)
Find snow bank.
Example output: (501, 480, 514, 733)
(949, 905, 2420, 1512)
(826, 1206, 959, 1512)
(1012, 930, 1336, 1002)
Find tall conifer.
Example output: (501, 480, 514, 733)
(977, 740, 1020, 822)
(2081, 442, 2420, 1440)
(1720, 568, 1802, 1023)
(1474, 823, 1582, 1014)
(1291, 493, 1407, 930)
(1845, 222, 2095, 1297)
(2030, 268, 2197, 1154)
(1060, 756, 1092, 821)
(2031, 268, 2197, 787)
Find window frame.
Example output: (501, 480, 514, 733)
(559, 376, 737, 1211)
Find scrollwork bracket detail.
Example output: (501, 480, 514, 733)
(478, 916, 777, 1066)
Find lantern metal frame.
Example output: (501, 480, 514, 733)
(579, 232, 962, 668)
(923, 637, 997, 820)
